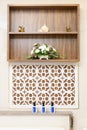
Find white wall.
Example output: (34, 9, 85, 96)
(0, 0, 87, 130)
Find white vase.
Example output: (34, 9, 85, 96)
(39, 55, 48, 60)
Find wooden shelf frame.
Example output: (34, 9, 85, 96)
(7, 4, 80, 62)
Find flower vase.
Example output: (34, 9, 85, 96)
(39, 55, 48, 60)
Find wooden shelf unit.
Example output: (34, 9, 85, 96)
(7, 4, 80, 62)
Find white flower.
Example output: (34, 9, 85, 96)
(31, 50, 34, 55)
(35, 49, 40, 53)
(46, 47, 50, 51)
(39, 44, 46, 53)
(53, 48, 56, 52)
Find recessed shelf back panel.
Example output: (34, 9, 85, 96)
(9, 35, 77, 60)
(9, 7, 77, 32)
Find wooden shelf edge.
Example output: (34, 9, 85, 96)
(8, 4, 79, 8)
(9, 32, 78, 35)
(8, 59, 80, 62)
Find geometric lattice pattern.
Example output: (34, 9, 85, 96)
(9, 64, 78, 108)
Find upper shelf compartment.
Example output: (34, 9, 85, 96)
(7, 4, 80, 62)
(8, 5, 79, 33)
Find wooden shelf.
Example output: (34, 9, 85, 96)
(7, 4, 80, 62)
(9, 32, 78, 35)
(8, 59, 79, 62)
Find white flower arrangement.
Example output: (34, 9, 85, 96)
(27, 43, 58, 60)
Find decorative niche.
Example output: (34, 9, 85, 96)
(7, 4, 80, 62)
(9, 63, 78, 109)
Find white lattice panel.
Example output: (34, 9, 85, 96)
(9, 64, 78, 108)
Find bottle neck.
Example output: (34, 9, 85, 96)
(33, 102, 36, 106)
(42, 101, 45, 106)
(51, 102, 54, 106)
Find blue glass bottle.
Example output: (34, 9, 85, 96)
(32, 102, 37, 113)
(51, 102, 55, 113)
(42, 101, 46, 113)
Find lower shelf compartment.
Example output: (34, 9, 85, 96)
(8, 35, 79, 62)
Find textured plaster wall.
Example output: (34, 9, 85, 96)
(0, 0, 87, 130)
